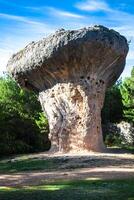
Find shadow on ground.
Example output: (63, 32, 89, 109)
(0, 179, 134, 200)
(0, 148, 134, 174)
(0, 148, 134, 187)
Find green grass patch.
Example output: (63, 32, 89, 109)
(0, 179, 134, 200)
(0, 158, 60, 174)
(123, 145, 134, 153)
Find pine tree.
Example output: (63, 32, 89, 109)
(120, 67, 134, 123)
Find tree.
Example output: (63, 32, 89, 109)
(102, 80, 123, 124)
(0, 76, 41, 120)
(0, 76, 50, 155)
(120, 67, 134, 123)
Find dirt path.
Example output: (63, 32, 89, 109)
(0, 151, 134, 187)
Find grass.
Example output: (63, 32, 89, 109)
(0, 158, 60, 174)
(0, 179, 134, 200)
(0, 149, 134, 199)
(123, 145, 134, 153)
(0, 146, 133, 174)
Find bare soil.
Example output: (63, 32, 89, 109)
(0, 149, 134, 187)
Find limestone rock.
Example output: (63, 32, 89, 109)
(7, 25, 129, 153)
(103, 121, 134, 145)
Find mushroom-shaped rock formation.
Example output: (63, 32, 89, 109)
(7, 25, 128, 153)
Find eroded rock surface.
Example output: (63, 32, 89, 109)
(7, 25, 129, 153)
(39, 80, 105, 152)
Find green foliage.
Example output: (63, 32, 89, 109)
(120, 67, 134, 123)
(102, 80, 123, 123)
(0, 76, 50, 155)
(104, 133, 122, 147)
(0, 76, 41, 120)
(102, 67, 134, 147)
(35, 113, 49, 134)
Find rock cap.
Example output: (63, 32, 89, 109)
(7, 25, 129, 92)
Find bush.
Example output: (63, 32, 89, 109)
(103, 121, 134, 147)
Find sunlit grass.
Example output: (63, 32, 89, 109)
(0, 179, 134, 200)
(0, 187, 17, 192)
(25, 184, 70, 191)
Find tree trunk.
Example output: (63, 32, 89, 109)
(39, 80, 106, 153)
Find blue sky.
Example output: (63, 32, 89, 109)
(0, 0, 134, 78)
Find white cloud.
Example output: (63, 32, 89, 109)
(115, 26, 134, 39)
(121, 61, 133, 79)
(0, 13, 43, 25)
(26, 6, 85, 19)
(0, 17, 57, 76)
(75, 0, 111, 12)
(46, 7, 85, 19)
(0, 49, 13, 75)
(127, 51, 134, 60)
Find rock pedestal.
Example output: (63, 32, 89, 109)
(7, 25, 129, 153)
(39, 79, 106, 152)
